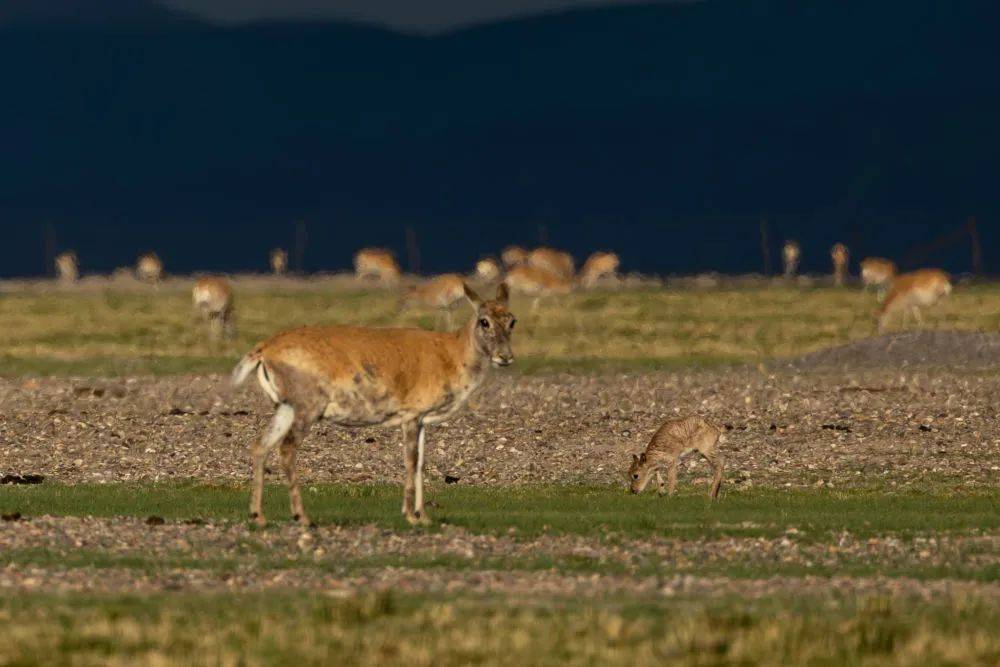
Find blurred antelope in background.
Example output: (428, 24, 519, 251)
(628, 416, 725, 499)
(136, 252, 164, 284)
(270, 248, 288, 276)
(782, 240, 801, 279)
(501, 245, 529, 268)
(54, 251, 78, 284)
(876, 268, 952, 333)
(399, 273, 466, 329)
(474, 257, 501, 283)
(232, 282, 516, 526)
(860, 257, 897, 299)
(505, 264, 573, 313)
(528, 247, 575, 280)
(830, 243, 849, 286)
(192, 276, 236, 340)
(354, 248, 401, 286)
(579, 251, 620, 287)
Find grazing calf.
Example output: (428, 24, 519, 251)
(501, 245, 529, 268)
(136, 253, 164, 284)
(475, 258, 502, 282)
(192, 277, 235, 339)
(55, 251, 79, 284)
(232, 283, 516, 526)
(270, 248, 288, 276)
(399, 273, 466, 329)
(527, 247, 575, 280)
(628, 417, 725, 499)
(354, 248, 401, 286)
(831, 243, 849, 286)
(876, 268, 952, 333)
(860, 257, 897, 298)
(782, 240, 801, 279)
(579, 251, 620, 287)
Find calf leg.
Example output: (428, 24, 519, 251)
(666, 458, 678, 496)
(655, 470, 667, 496)
(250, 403, 295, 526)
(705, 453, 724, 500)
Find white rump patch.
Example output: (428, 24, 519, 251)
(262, 404, 295, 450)
(257, 363, 281, 404)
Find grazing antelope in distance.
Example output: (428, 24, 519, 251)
(628, 417, 725, 499)
(398, 273, 466, 329)
(54, 251, 79, 284)
(270, 248, 288, 276)
(782, 240, 801, 279)
(860, 257, 897, 299)
(136, 253, 164, 284)
(579, 251, 620, 287)
(354, 247, 401, 286)
(830, 243, 849, 286)
(474, 257, 501, 283)
(505, 264, 573, 313)
(528, 247, 575, 280)
(876, 268, 952, 333)
(192, 276, 235, 340)
(232, 282, 516, 527)
(501, 245, 529, 268)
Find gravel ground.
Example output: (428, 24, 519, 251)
(1, 365, 997, 489)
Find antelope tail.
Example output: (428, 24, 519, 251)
(231, 351, 262, 388)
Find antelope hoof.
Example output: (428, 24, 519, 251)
(406, 511, 431, 527)
(251, 512, 267, 528)
(293, 514, 314, 528)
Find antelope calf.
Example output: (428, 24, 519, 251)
(527, 247, 575, 280)
(831, 243, 849, 286)
(399, 273, 466, 329)
(782, 240, 801, 279)
(136, 253, 164, 284)
(579, 251, 620, 287)
(860, 257, 897, 298)
(876, 268, 952, 333)
(270, 248, 288, 276)
(474, 258, 501, 282)
(501, 245, 529, 268)
(192, 276, 235, 339)
(628, 417, 724, 499)
(354, 248, 401, 286)
(232, 282, 515, 527)
(54, 251, 79, 284)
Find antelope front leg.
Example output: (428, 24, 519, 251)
(667, 459, 678, 496)
(655, 470, 667, 496)
(401, 421, 430, 526)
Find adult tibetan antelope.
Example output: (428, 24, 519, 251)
(354, 248, 401, 285)
(782, 241, 801, 279)
(192, 277, 235, 339)
(527, 247, 575, 280)
(831, 243, 849, 286)
(501, 245, 529, 268)
(398, 273, 466, 329)
(474, 258, 501, 282)
(876, 269, 952, 333)
(54, 251, 79, 284)
(579, 251, 620, 287)
(136, 253, 164, 284)
(232, 282, 516, 526)
(505, 264, 573, 313)
(270, 248, 288, 276)
(860, 257, 897, 298)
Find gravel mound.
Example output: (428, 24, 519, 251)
(783, 331, 1000, 371)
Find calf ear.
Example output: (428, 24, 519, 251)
(495, 282, 510, 304)
(463, 283, 483, 309)
(639, 452, 647, 464)
(631, 453, 639, 464)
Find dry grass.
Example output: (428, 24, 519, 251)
(1, 276, 998, 375)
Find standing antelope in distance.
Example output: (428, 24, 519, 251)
(270, 248, 288, 276)
(628, 417, 725, 499)
(354, 248, 401, 286)
(398, 273, 466, 329)
(505, 264, 573, 313)
(860, 257, 897, 299)
(782, 240, 801, 279)
(876, 268, 952, 333)
(136, 252, 164, 284)
(54, 251, 79, 284)
(501, 245, 529, 268)
(527, 247, 575, 280)
(232, 282, 516, 527)
(192, 276, 236, 340)
(831, 243, 849, 287)
(474, 257, 502, 283)
(579, 251, 620, 288)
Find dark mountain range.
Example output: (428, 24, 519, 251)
(1, 0, 997, 276)
(0, 0, 198, 26)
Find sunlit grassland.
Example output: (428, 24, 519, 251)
(1, 280, 999, 376)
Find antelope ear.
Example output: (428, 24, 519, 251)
(631, 453, 639, 464)
(463, 282, 483, 309)
(495, 282, 510, 304)
(639, 452, 647, 464)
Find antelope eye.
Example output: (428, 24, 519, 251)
(479, 318, 490, 329)
(509, 319, 516, 330)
